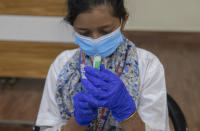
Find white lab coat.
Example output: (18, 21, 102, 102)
(35, 48, 170, 131)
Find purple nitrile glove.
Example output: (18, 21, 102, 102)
(73, 92, 98, 126)
(81, 64, 136, 122)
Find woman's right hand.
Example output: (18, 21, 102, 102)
(73, 92, 98, 126)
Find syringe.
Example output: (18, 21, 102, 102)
(93, 55, 106, 131)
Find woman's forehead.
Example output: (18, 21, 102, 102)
(73, 6, 120, 29)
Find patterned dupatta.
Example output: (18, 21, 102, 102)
(55, 38, 140, 130)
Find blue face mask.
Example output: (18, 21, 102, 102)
(74, 26, 124, 58)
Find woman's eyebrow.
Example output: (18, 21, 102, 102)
(99, 25, 113, 29)
(75, 24, 113, 31)
(76, 27, 90, 31)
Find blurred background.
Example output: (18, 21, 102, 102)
(0, 0, 199, 130)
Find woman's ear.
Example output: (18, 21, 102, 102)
(121, 13, 129, 31)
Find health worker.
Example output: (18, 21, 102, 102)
(35, 0, 170, 131)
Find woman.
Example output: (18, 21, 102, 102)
(35, 0, 170, 130)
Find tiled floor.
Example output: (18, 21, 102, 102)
(0, 78, 44, 131)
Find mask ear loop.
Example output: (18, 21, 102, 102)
(119, 18, 123, 31)
(120, 18, 123, 25)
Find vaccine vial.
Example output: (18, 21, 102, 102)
(93, 55, 101, 70)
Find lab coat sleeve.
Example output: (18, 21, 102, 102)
(35, 49, 77, 131)
(137, 54, 170, 131)
(35, 64, 66, 130)
(39, 123, 65, 131)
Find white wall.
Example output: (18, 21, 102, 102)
(125, 0, 200, 32)
(0, 15, 74, 43)
(0, 0, 199, 43)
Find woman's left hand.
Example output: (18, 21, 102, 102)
(82, 64, 136, 122)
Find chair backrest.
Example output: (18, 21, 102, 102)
(167, 94, 188, 131)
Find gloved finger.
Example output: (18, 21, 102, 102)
(81, 80, 113, 99)
(74, 110, 97, 125)
(100, 64, 116, 76)
(74, 114, 91, 126)
(74, 100, 91, 110)
(73, 93, 81, 104)
(75, 91, 99, 105)
(81, 92, 101, 107)
(84, 66, 114, 82)
(84, 93, 109, 107)
(85, 73, 108, 90)
(82, 79, 107, 97)
(73, 92, 97, 104)
(100, 64, 106, 71)
(76, 107, 96, 115)
(75, 92, 100, 108)
(82, 79, 99, 94)
(73, 92, 91, 107)
(73, 93, 83, 109)
(73, 96, 98, 114)
(76, 89, 111, 107)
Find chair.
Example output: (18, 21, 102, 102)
(167, 94, 188, 131)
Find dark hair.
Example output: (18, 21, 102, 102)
(65, 0, 127, 25)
